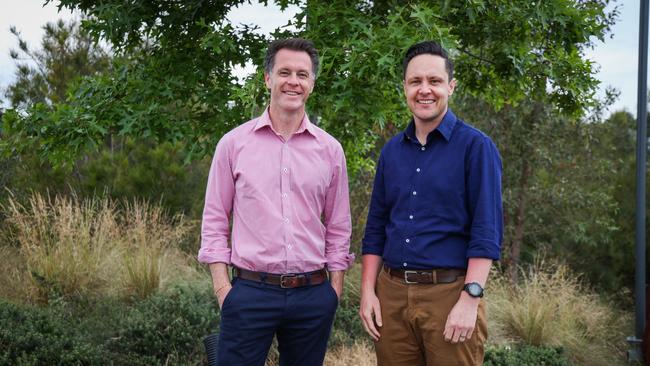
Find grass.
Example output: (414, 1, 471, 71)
(487, 259, 629, 366)
(1, 192, 201, 303)
(0, 192, 633, 365)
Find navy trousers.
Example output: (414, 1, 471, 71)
(216, 277, 339, 366)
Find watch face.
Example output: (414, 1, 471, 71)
(465, 283, 483, 297)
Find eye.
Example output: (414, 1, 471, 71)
(279, 70, 290, 76)
(298, 72, 309, 79)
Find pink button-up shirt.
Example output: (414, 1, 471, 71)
(198, 109, 354, 273)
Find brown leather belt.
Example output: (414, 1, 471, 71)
(383, 265, 465, 284)
(234, 267, 328, 288)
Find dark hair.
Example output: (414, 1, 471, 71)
(264, 38, 320, 78)
(402, 41, 454, 80)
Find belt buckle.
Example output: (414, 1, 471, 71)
(280, 274, 297, 288)
(404, 270, 418, 284)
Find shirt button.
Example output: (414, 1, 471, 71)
(412, 191, 417, 196)
(409, 215, 414, 219)
(421, 146, 426, 151)
(284, 218, 289, 223)
(416, 168, 421, 172)
(283, 168, 288, 173)
(405, 238, 410, 243)
(282, 193, 288, 198)
(287, 244, 293, 249)
(403, 262, 408, 267)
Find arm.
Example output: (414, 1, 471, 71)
(359, 254, 383, 341)
(198, 137, 236, 306)
(209, 262, 232, 308)
(359, 153, 389, 340)
(444, 136, 503, 343)
(329, 270, 345, 299)
(443, 258, 492, 343)
(323, 144, 354, 275)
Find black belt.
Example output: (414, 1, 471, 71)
(234, 267, 328, 288)
(383, 265, 465, 284)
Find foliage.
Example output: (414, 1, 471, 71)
(487, 260, 628, 366)
(4, 18, 110, 110)
(1, 0, 616, 172)
(484, 345, 571, 366)
(2, 193, 199, 303)
(0, 300, 106, 366)
(109, 284, 218, 364)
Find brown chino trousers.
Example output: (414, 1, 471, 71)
(375, 268, 487, 366)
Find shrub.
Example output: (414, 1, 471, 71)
(484, 345, 571, 366)
(0, 300, 105, 366)
(108, 283, 219, 363)
(487, 260, 628, 365)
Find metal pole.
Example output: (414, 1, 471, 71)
(629, 0, 649, 362)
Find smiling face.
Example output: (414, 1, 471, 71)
(403, 54, 456, 127)
(264, 48, 315, 114)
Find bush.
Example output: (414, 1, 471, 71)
(484, 345, 571, 366)
(487, 260, 628, 365)
(109, 284, 219, 363)
(0, 300, 105, 366)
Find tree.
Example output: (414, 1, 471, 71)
(1, 0, 616, 171)
(5, 19, 110, 110)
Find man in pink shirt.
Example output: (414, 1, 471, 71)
(198, 38, 354, 365)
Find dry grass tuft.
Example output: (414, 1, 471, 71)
(2, 193, 200, 303)
(488, 259, 628, 366)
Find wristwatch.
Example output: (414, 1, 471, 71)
(463, 282, 484, 298)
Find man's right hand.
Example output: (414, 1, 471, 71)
(216, 283, 232, 309)
(359, 290, 382, 341)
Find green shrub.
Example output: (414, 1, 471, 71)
(484, 344, 571, 366)
(109, 284, 219, 363)
(0, 300, 105, 366)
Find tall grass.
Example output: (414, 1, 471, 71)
(2, 193, 200, 303)
(488, 260, 629, 366)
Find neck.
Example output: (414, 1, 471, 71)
(413, 107, 447, 145)
(268, 105, 305, 139)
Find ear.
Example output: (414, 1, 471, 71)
(448, 78, 457, 96)
(264, 72, 271, 89)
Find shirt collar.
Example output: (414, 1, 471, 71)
(402, 109, 458, 143)
(254, 107, 317, 138)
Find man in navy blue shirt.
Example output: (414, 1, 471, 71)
(359, 41, 503, 366)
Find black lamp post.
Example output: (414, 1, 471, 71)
(629, 0, 649, 362)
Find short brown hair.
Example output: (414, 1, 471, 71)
(264, 38, 320, 78)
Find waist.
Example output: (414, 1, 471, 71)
(234, 267, 328, 288)
(383, 264, 465, 284)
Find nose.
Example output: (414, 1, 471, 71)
(419, 80, 435, 94)
(287, 72, 299, 85)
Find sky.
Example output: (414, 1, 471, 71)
(0, 0, 641, 118)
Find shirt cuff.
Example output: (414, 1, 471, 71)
(466, 239, 501, 260)
(326, 252, 356, 271)
(197, 247, 232, 265)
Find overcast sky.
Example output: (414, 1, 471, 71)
(0, 0, 641, 117)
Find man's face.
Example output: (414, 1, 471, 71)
(403, 54, 456, 126)
(265, 49, 315, 113)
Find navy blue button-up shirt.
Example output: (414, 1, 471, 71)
(362, 109, 503, 270)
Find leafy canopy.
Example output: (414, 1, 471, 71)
(2, 0, 616, 171)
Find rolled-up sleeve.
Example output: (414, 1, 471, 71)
(362, 153, 388, 256)
(198, 137, 235, 264)
(466, 136, 503, 260)
(323, 144, 354, 271)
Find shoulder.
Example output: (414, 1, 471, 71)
(453, 118, 498, 151)
(309, 124, 345, 154)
